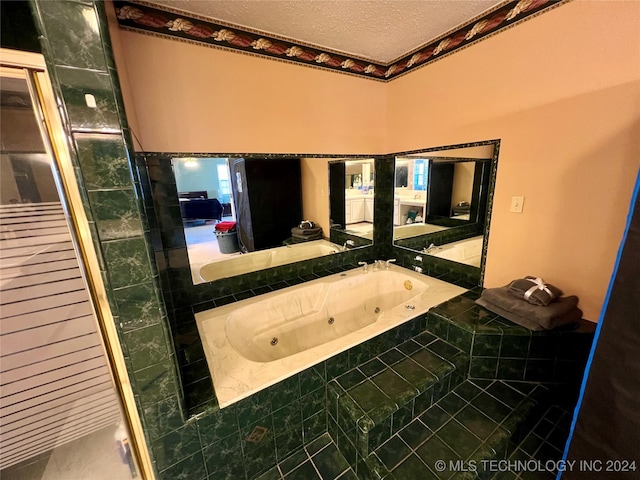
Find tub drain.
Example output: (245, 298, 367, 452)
(270, 337, 278, 346)
(328, 317, 335, 325)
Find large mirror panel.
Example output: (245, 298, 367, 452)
(393, 141, 498, 272)
(173, 156, 373, 285)
(328, 158, 375, 247)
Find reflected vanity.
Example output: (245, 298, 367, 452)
(328, 158, 375, 248)
(393, 141, 499, 275)
(171, 155, 375, 285)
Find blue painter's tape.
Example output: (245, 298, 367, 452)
(557, 168, 640, 480)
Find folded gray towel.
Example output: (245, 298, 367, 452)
(476, 296, 582, 331)
(291, 232, 323, 241)
(291, 226, 322, 236)
(481, 286, 579, 324)
(508, 276, 562, 306)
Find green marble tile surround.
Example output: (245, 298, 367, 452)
(392, 245, 482, 289)
(327, 336, 469, 464)
(353, 379, 551, 480)
(258, 400, 572, 480)
(29, 1, 185, 478)
(137, 153, 395, 411)
(321, 307, 556, 479)
(257, 434, 357, 480)
(427, 292, 595, 385)
(394, 223, 484, 252)
(26, 2, 547, 479)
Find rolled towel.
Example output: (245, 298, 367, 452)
(481, 286, 578, 325)
(291, 226, 322, 236)
(508, 276, 562, 306)
(476, 296, 582, 331)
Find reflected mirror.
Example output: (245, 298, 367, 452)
(173, 156, 371, 284)
(328, 159, 375, 247)
(393, 141, 498, 271)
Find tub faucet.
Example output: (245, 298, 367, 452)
(424, 243, 437, 253)
(385, 259, 397, 269)
(358, 261, 369, 273)
(343, 240, 355, 251)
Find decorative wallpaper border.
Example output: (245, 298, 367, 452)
(114, 0, 566, 81)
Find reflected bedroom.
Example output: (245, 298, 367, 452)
(175, 156, 374, 284)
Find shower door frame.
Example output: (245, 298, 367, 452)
(1, 48, 154, 479)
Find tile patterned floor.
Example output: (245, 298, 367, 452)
(362, 379, 546, 479)
(258, 402, 572, 480)
(494, 404, 572, 480)
(256, 434, 356, 480)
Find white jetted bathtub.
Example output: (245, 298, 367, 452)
(199, 239, 341, 282)
(426, 235, 484, 267)
(195, 265, 465, 407)
(393, 222, 449, 240)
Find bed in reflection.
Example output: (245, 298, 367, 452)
(179, 191, 223, 226)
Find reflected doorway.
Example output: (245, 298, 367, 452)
(172, 157, 237, 283)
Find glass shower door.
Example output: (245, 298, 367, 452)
(0, 65, 141, 479)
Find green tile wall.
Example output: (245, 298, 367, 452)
(29, 2, 184, 478)
(427, 293, 595, 384)
(137, 153, 394, 411)
(27, 2, 498, 479)
(393, 223, 483, 251)
(392, 244, 481, 289)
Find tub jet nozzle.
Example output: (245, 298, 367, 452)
(328, 317, 335, 324)
(270, 337, 278, 346)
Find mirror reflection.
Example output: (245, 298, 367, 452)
(393, 142, 497, 269)
(174, 156, 370, 284)
(328, 159, 375, 246)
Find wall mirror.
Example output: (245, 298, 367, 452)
(393, 141, 499, 271)
(328, 158, 375, 247)
(171, 156, 372, 285)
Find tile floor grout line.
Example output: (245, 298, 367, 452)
(305, 437, 332, 458)
(306, 452, 325, 480)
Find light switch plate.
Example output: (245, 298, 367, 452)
(510, 195, 524, 213)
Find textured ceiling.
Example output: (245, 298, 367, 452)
(144, 0, 506, 63)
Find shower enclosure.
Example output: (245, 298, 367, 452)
(0, 50, 148, 479)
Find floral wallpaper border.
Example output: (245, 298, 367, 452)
(114, 0, 566, 81)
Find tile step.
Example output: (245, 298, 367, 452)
(328, 332, 469, 459)
(353, 379, 551, 480)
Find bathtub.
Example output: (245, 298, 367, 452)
(199, 239, 341, 282)
(426, 235, 483, 267)
(393, 222, 449, 240)
(195, 265, 465, 407)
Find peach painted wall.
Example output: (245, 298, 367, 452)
(300, 158, 330, 237)
(109, 28, 387, 154)
(105, 2, 143, 150)
(388, 0, 640, 321)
